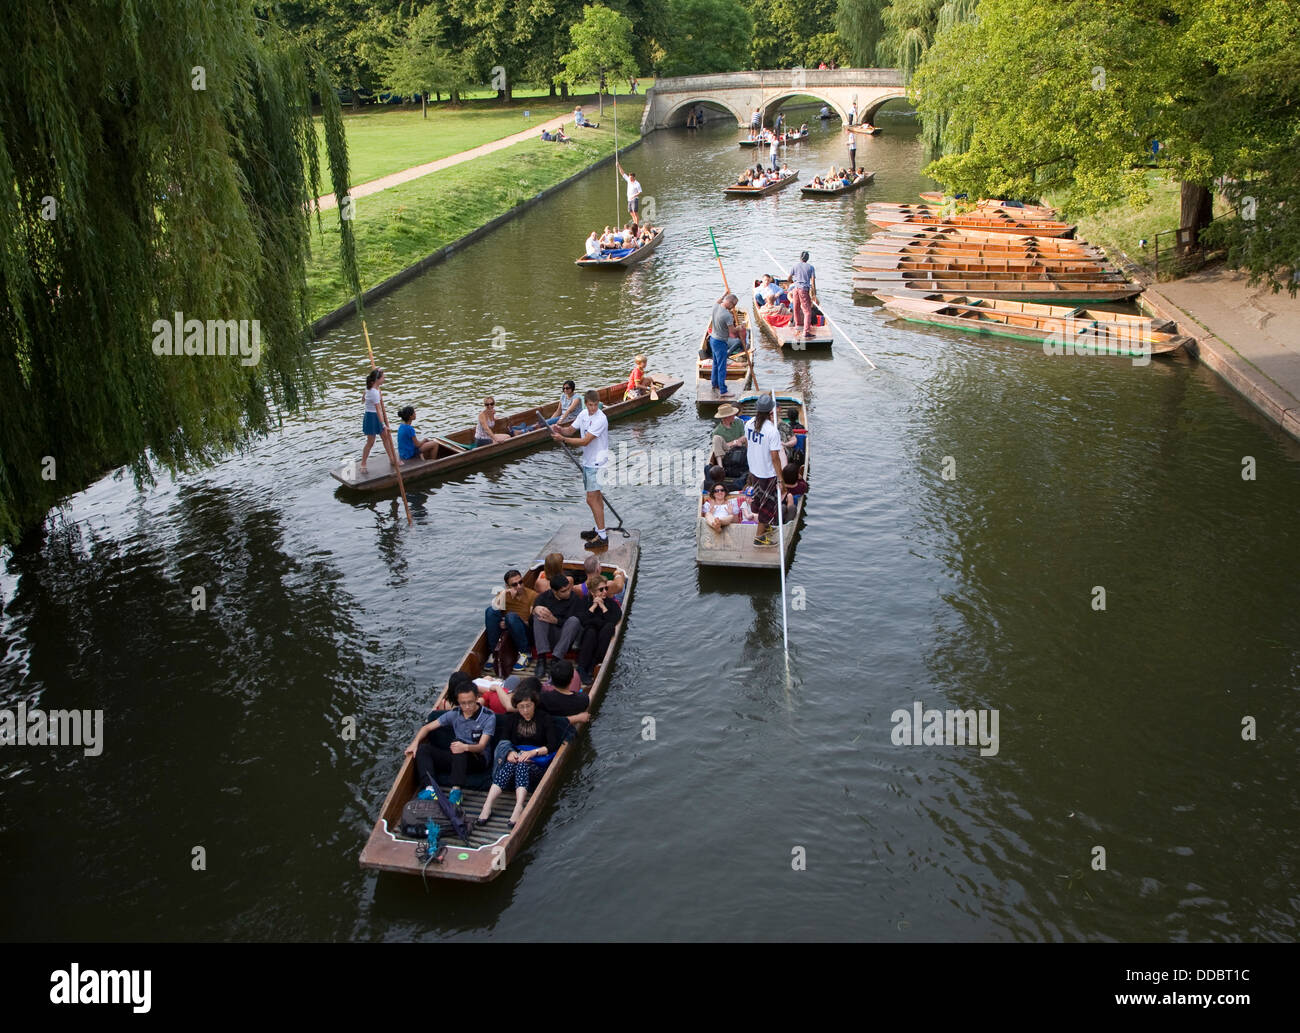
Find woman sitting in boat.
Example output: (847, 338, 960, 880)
(396, 405, 439, 462)
(810, 176, 824, 189)
(780, 462, 809, 524)
(702, 484, 743, 531)
(477, 681, 560, 829)
(780, 162, 792, 178)
(545, 380, 580, 426)
(473, 397, 514, 447)
(798, 123, 808, 133)
(575, 575, 621, 685)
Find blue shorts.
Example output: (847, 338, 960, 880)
(582, 466, 602, 492)
(363, 412, 383, 436)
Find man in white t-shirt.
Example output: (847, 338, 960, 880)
(745, 393, 784, 547)
(617, 160, 643, 231)
(551, 389, 612, 548)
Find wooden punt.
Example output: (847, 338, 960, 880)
(876, 293, 1189, 357)
(359, 524, 639, 882)
(918, 193, 1059, 219)
(877, 227, 1096, 250)
(801, 171, 875, 197)
(868, 213, 1078, 237)
(855, 257, 1125, 277)
(752, 292, 833, 349)
(848, 124, 882, 135)
(696, 392, 808, 570)
(783, 129, 810, 143)
(853, 277, 1142, 301)
(696, 311, 755, 409)
(739, 136, 762, 147)
(574, 227, 665, 268)
(858, 238, 1105, 261)
(329, 377, 684, 492)
(723, 171, 801, 197)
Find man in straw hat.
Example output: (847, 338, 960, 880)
(710, 403, 748, 472)
(746, 393, 783, 547)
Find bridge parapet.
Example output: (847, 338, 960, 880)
(652, 69, 904, 91)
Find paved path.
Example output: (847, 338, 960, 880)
(314, 113, 581, 210)
(1144, 266, 1300, 440)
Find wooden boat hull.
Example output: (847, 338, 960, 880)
(801, 172, 874, 197)
(696, 393, 807, 569)
(696, 314, 754, 408)
(868, 214, 1077, 237)
(723, 172, 801, 197)
(917, 194, 1059, 219)
(753, 297, 833, 349)
(855, 258, 1124, 277)
(876, 227, 1092, 250)
(854, 278, 1142, 302)
(848, 125, 882, 135)
(358, 525, 640, 882)
(876, 294, 1188, 357)
(858, 240, 1104, 261)
(330, 378, 684, 493)
(895, 293, 1178, 333)
(574, 228, 664, 268)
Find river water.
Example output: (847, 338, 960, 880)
(3, 118, 1298, 942)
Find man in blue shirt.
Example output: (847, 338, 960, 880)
(787, 252, 817, 339)
(408, 673, 495, 797)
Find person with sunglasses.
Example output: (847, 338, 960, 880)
(474, 397, 513, 447)
(576, 577, 622, 685)
(485, 569, 537, 668)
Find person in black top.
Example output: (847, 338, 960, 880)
(477, 682, 561, 827)
(576, 576, 622, 685)
(531, 575, 583, 680)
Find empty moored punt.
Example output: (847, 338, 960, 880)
(329, 377, 684, 492)
(574, 227, 665, 268)
(855, 257, 1125, 277)
(858, 238, 1105, 261)
(752, 289, 833, 349)
(801, 171, 875, 197)
(876, 227, 1096, 251)
(917, 193, 1059, 219)
(696, 392, 808, 569)
(867, 213, 1078, 237)
(696, 311, 755, 409)
(723, 171, 801, 197)
(875, 293, 1190, 357)
(853, 277, 1142, 301)
(358, 525, 639, 882)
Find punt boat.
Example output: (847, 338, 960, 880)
(752, 290, 833, 349)
(359, 525, 639, 882)
(696, 392, 808, 570)
(574, 227, 665, 268)
(876, 293, 1190, 357)
(917, 193, 1059, 219)
(853, 277, 1142, 302)
(696, 310, 755, 409)
(723, 170, 801, 197)
(801, 171, 875, 197)
(867, 212, 1078, 237)
(329, 377, 684, 492)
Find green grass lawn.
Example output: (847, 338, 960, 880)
(307, 103, 645, 320)
(1063, 172, 1228, 273)
(320, 86, 651, 185)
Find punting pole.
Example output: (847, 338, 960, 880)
(362, 320, 413, 526)
(612, 82, 620, 227)
(553, 432, 630, 538)
(769, 391, 791, 681)
(762, 247, 877, 370)
(709, 227, 759, 391)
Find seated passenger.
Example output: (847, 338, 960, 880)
(781, 461, 809, 523)
(477, 681, 559, 828)
(396, 405, 439, 461)
(811, 176, 823, 189)
(574, 553, 626, 603)
(702, 484, 742, 532)
(546, 380, 581, 426)
(485, 568, 537, 666)
(490, 661, 591, 727)
(624, 354, 650, 399)
(585, 231, 602, 258)
(407, 672, 494, 799)
(710, 404, 749, 471)
(531, 574, 584, 681)
(575, 576, 622, 684)
(533, 552, 566, 595)
(703, 462, 747, 495)
(473, 397, 513, 446)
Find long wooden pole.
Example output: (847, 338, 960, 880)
(612, 80, 620, 227)
(362, 320, 413, 526)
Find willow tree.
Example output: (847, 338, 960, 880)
(0, 1, 358, 545)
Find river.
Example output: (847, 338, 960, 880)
(2, 116, 1298, 942)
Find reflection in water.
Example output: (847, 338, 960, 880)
(2, 121, 1299, 941)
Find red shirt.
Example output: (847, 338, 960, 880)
(626, 366, 645, 392)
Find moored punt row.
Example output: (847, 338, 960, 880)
(359, 526, 639, 882)
(801, 171, 875, 197)
(330, 378, 684, 492)
(855, 256, 1126, 277)
(696, 392, 808, 570)
(875, 293, 1190, 357)
(853, 275, 1142, 301)
(723, 169, 801, 197)
(574, 227, 665, 268)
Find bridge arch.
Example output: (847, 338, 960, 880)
(859, 94, 910, 123)
(760, 91, 848, 126)
(662, 96, 747, 128)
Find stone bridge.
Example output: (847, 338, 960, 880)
(641, 69, 908, 132)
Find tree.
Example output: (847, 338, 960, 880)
(659, 0, 752, 77)
(560, 4, 639, 113)
(911, 0, 1300, 286)
(0, 1, 357, 544)
(744, 0, 846, 69)
(835, 0, 888, 66)
(383, 4, 474, 114)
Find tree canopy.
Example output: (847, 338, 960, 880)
(0, 0, 357, 544)
(658, 0, 753, 78)
(560, 4, 639, 89)
(911, 0, 1300, 290)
